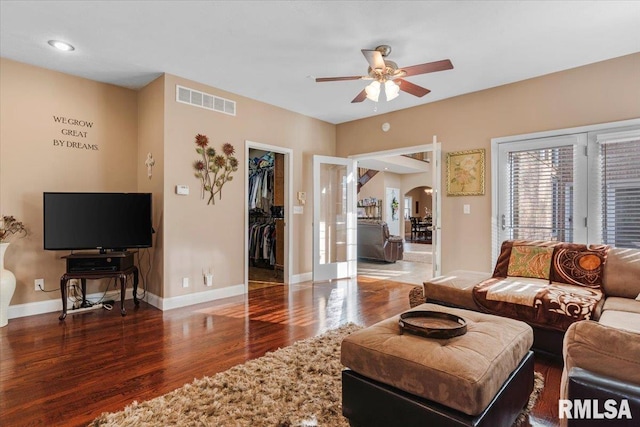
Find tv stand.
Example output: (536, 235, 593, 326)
(59, 252, 139, 320)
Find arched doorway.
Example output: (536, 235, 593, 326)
(404, 186, 432, 243)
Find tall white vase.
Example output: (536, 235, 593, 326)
(0, 242, 16, 327)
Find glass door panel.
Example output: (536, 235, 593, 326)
(313, 155, 356, 281)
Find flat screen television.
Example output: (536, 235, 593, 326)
(43, 192, 153, 252)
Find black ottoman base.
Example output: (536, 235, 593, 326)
(342, 351, 534, 427)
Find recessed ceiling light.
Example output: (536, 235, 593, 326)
(48, 40, 75, 51)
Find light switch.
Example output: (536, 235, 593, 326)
(293, 206, 304, 215)
(463, 204, 471, 214)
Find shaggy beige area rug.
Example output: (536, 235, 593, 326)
(91, 323, 543, 426)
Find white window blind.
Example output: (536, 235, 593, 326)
(494, 120, 640, 262)
(507, 145, 575, 241)
(598, 136, 640, 248)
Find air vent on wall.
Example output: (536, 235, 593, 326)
(176, 85, 236, 116)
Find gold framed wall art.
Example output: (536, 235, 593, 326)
(446, 149, 485, 196)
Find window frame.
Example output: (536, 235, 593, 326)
(587, 127, 640, 247)
(491, 118, 640, 267)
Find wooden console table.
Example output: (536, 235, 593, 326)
(59, 266, 139, 320)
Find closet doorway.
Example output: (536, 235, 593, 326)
(245, 141, 291, 291)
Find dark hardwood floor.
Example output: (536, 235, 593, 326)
(0, 279, 562, 427)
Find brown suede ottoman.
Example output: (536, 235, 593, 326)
(341, 303, 534, 427)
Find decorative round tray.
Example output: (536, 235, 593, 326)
(399, 311, 467, 339)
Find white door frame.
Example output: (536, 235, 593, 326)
(312, 155, 358, 282)
(245, 140, 293, 293)
(349, 140, 442, 276)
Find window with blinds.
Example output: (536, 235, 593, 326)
(597, 136, 640, 248)
(507, 145, 574, 241)
(494, 121, 640, 263)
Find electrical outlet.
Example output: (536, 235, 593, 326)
(182, 277, 189, 288)
(35, 278, 44, 291)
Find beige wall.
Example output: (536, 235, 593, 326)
(161, 74, 335, 298)
(0, 58, 139, 305)
(1, 59, 335, 310)
(337, 53, 640, 273)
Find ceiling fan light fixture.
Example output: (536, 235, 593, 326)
(365, 81, 380, 102)
(385, 80, 400, 101)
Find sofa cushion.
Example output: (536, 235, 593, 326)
(549, 243, 609, 288)
(599, 310, 640, 334)
(422, 270, 490, 311)
(507, 245, 553, 279)
(341, 303, 533, 416)
(561, 321, 640, 400)
(602, 296, 640, 315)
(473, 277, 603, 331)
(602, 247, 640, 298)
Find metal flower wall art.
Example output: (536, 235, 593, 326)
(192, 134, 239, 205)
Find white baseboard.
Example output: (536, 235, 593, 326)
(7, 284, 262, 319)
(8, 284, 247, 319)
(154, 284, 246, 311)
(8, 288, 136, 319)
(289, 272, 312, 284)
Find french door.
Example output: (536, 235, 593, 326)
(495, 134, 588, 261)
(312, 155, 357, 282)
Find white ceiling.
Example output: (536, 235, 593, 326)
(1, 1, 639, 125)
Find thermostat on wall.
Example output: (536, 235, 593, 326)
(176, 185, 189, 195)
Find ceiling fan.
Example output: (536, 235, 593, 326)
(315, 45, 453, 103)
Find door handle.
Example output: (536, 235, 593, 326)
(501, 214, 506, 230)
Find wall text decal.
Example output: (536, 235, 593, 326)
(52, 115, 99, 151)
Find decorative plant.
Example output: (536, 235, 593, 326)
(391, 197, 399, 220)
(0, 215, 27, 243)
(192, 134, 239, 205)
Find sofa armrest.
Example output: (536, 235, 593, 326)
(383, 236, 403, 262)
(561, 321, 640, 401)
(566, 367, 640, 426)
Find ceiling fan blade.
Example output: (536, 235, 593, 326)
(396, 79, 431, 97)
(401, 59, 453, 77)
(351, 89, 367, 103)
(315, 76, 364, 82)
(361, 49, 385, 70)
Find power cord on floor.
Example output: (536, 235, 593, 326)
(37, 284, 59, 293)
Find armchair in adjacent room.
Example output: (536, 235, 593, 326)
(357, 220, 403, 263)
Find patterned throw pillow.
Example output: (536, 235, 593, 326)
(507, 245, 553, 280)
(550, 244, 609, 288)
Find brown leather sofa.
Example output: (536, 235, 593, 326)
(357, 220, 403, 263)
